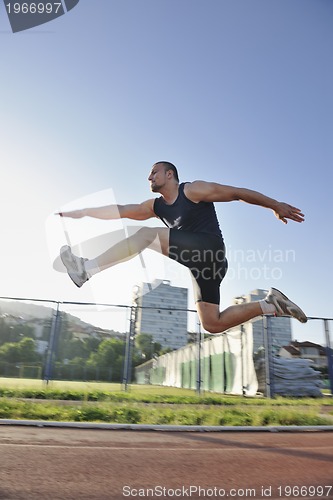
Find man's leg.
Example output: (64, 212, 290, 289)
(196, 287, 307, 334)
(90, 226, 170, 271)
(61, 226, 170, 287)
(196, 301, 263, 334)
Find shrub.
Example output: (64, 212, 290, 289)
(74, 406, 111, 422)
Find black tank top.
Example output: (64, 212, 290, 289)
(153, 183, 223, 238)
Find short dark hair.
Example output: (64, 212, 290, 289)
(154, 161, 179, 182)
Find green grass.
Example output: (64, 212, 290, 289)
(0, 378, 195, 395)
(0, 378, 331, 405)
(0, 378, 332, 427)
(0, 398, 331, 427)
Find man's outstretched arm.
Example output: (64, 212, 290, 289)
(185, 181, 305, 224)
(57, 199, 156, 221)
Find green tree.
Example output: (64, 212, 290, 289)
(94, 338, 123, 366)
(18, 337, 40, 362)
(83, 337, 100, 356)
(87, 338, 125, 381)
(0, 319, 35, 346)
(0, 342, 20, 363)
(65, 338, 87, 360)
(40, 317, 53, 341)
(0, 337, 40, 363)
(135, 333, 162, 360)
(55, 314, 73, 361)
(160, 347, 174, 355)
(0, 318, 12, 345)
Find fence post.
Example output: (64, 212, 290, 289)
(196, 321, 202, 395)
(324, 319, 333, 394)
(44, 302, 60, 384)
(122, 324, 131, 391)
(122, 305, 136, 391)
(240, 324, 245, 396)
(263, 315, 275, 398)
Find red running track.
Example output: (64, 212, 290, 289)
(0, 426, 332, 499)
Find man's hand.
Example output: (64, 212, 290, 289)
(56, 209, 85, 219)
(56, 200, 155, 221)
(274, 202, 305, 224)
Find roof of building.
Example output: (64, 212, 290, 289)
(281, 345, 301, 356)
(291, 340, 326, 355)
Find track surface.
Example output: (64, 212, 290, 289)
(0, 426, 332, 499)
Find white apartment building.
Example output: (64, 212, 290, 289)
(232, 289, 292, 353)
(134, 279, 188, 349)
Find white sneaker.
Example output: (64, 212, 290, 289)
(60, 246, 88, 288)
(265, 287, 307, 323)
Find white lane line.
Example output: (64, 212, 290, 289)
(0, 444, 332, 451)
(0, 444, 245, 451)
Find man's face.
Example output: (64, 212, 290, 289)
(148, 163, 167, 192)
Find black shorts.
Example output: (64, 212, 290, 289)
(169, 230, 228, 305)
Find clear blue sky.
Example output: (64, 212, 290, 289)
(0, 0, 332, 343)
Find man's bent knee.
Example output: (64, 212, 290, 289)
(201, 320, 223, 334)
(136, 227, 158, 244)
(197, 302, 222, 334)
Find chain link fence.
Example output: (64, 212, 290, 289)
(0, 296, 332, 397)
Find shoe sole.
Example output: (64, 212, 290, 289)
(270, 287, 307, 323)
(60, 245, 85, 288)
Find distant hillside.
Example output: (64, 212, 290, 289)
(0, 299, 54, 320)
(0, 299, 123, 337)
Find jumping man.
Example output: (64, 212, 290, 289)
(59, 161, 307, 333)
